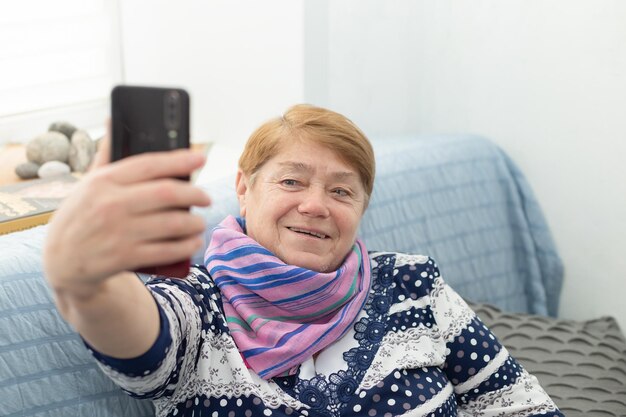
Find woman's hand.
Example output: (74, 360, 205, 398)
(43, 131, 211, 299)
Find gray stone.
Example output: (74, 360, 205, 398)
(26, 131, 71, 164)
(38, 161, 71, 178)
(15, 162, 40, 179)
(48, 121, 77, 140)
(69, 130, 96, 172)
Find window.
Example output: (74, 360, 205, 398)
(0, 0, 122, 144)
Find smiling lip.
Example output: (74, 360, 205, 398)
(287, 227, 329, 239)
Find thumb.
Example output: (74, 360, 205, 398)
(89, 119, 111, 171)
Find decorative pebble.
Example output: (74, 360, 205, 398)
(48, 121, 77, 140)
(26, 131, 71, 164)
(69, 130, 96, 172)
(38, 160, 71, 178)
(15, 162, 40, 179)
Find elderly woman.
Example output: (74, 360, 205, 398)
(44, 105, 563, 417)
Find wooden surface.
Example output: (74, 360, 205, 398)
(0, 142, 211, 186)
(0, 144, 27, 186)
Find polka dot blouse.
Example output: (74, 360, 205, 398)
(89, 253, 564, 417)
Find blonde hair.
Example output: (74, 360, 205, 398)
(238, 104, 375, 199)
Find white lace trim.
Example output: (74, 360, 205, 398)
(460, 371, 560, 417)
(394, 253, 431, 268)
(429, 278, 475, 342)
(359, 326, 446, 390)
(158, 330, 306, 411)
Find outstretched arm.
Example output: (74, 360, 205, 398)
(44, 130, 210, 359)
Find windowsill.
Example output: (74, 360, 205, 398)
(0, 142, 211, 187)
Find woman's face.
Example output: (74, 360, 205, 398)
(236, 139, 367, 272)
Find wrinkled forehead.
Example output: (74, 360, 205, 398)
(266, 136, 361, 178)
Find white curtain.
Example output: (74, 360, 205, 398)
(0, 0, 122, 142)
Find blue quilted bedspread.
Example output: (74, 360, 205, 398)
(0, 134, 563, 416)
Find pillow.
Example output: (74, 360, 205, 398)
(468, 301, 626, 417)
(193, 142, 242, 185)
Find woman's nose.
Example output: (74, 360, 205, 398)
(297, 188, 330, 218)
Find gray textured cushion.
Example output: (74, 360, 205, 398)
(468, 301, 626, 417)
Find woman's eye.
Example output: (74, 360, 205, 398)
(332, 188, 349, 197)
(281, 179, 298, 187)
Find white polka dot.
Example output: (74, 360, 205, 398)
(263, 410, 272, 416)
(468, 326, 475, 333)
(359, 391, 367, 398)
(415, 280, 422, 287)
(426, 377, 433, 383)
(421, 272, 428, 277)
(405, 390, 412, 397)
(394, 371, 401, 379)
(391, 384, 399, 392)
(398, 294, 406, 301)
(353, 405, 362, 412)
(470, 338, 477, 346)
(220, 399, 227, 407)
(503, 375, 508, 380)
(212, 412, 218, 417)
(237, 399, 242, 406)
(388, 399, 396, 406)
(483, 354, 490, 362)
(470, 352, 478, 360)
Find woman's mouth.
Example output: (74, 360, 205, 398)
(287, 227, 328, 239)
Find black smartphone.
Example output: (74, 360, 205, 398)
(111, 85, 191, 278)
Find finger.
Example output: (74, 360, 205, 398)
(130, 235, 204, 269)
(102, 150, 206, 185)
(127, 211, 206, 242)
(90, 119, 111, 170)
(125, 180, 211, 213)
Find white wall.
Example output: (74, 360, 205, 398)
(117, 1, 626, 329)
(119, 0, 305, 146)
(305, 1, 626, 329)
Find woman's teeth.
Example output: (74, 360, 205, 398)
(288, 227, 327, 239)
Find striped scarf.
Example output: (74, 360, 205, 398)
(204, 215, 371, 380)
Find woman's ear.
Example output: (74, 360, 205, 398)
(235, 170, 248, 217)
